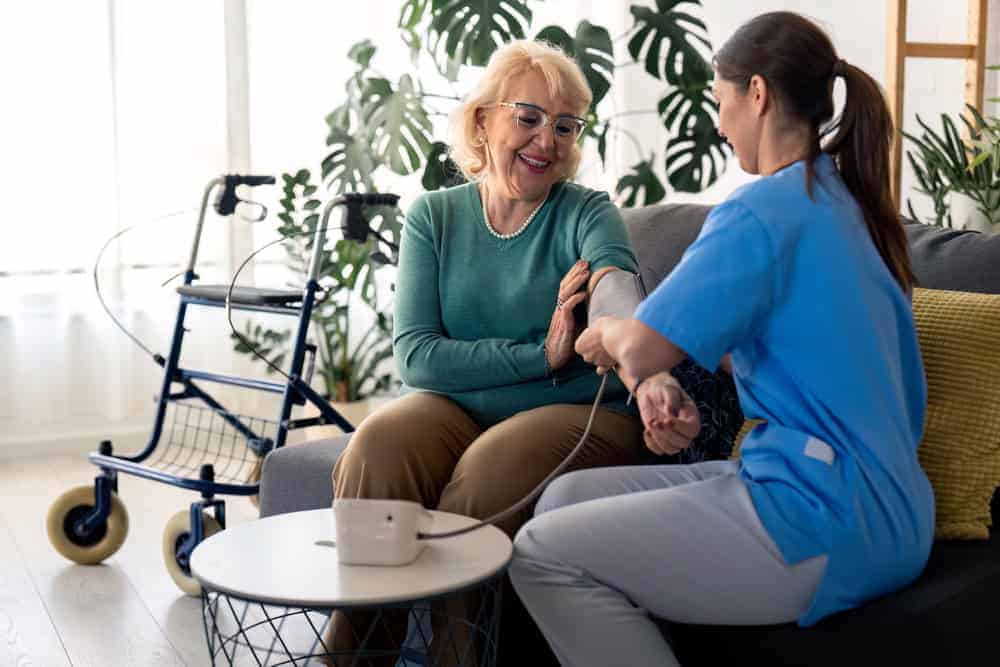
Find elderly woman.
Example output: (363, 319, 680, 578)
(334, 39, 643, 535)
(326, 39, 740, 665)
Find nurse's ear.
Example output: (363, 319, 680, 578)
(748, 74, 770, 118)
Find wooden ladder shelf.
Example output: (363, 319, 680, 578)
(885, 0, 989, 207)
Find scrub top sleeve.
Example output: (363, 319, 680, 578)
(634, 200, 777, 372)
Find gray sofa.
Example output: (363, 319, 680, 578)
(260, 203, 1000, 666)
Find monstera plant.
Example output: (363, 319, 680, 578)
(234, 0, 727, 402)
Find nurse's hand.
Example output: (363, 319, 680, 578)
(575, 317, 617, 374)
(636, 372, 701, 456)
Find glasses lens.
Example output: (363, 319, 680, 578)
(554, 117, 584, 141)
(513, 106, 544, 129)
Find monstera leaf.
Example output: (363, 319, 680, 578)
(362, 74, 434, 175)
(361, 204, 405, 268)
(596, 122, 610, 166)
(399, 0, 428, 63)
(422, 141, 467, 191)
(322, 125, 377, 195)
(348, 39, 376, 68)
(616, 159, 666, 207)
(658, 86, 727, 191)
(429, 0, 532, 67)
(398, 0, 428, 29)
(628, 0, 712, 86)
(322, 69, 378, 194)
(535, 21, 614, 108)
(664, 123, 728, 193)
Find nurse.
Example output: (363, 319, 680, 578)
(508, 11, 934, 667)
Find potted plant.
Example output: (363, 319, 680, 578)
(905, 74, 1000, 234)
(233, 0, 729, 432)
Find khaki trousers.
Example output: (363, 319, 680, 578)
(326, 391, 643, 666)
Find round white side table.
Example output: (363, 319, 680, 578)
(191, 508, 513, 666)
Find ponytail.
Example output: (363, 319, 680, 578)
(715, 12, 916, 293)
(824, 64, 916, 293)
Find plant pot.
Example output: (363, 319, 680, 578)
(298, 396, 394, 442)
(949, 191, 999, 234)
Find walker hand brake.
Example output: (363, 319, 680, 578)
(214, 174, 277, 217)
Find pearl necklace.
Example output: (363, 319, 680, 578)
(480, 184, 548, 241)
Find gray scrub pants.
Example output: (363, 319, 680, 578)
(509, 460, 828, 667)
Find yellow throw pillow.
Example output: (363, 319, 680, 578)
(730, 419, 762, 460)
(728, 288, 1000, 540)
(913, 287, 1000, 539)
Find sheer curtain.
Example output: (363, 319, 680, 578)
(0, 1, 235, 456)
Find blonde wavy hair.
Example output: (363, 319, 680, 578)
(450, 39, 592, 184)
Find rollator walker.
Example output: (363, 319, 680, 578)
(46, 173, 398, 594)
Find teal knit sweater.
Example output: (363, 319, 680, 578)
(393, 181, 639, 427)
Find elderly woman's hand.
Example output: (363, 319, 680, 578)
(636, 371, 701, 456)
(545, 260, 590, 371)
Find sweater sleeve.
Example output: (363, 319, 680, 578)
(392, 196, 547, 393)
(576, 191, 639, 274)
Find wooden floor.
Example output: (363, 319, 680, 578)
(0, 453, 260, 666)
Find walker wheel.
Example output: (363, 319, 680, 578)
(162, 510, 222, 596)
(47, 485, 129, 565)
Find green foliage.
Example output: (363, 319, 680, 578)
(616, 159, 666, 207)
(535, 22, 614, 109)
(628, 1, 712, 85)
(231, 170, 400, 401)
(233, 0, 726, 399)
(429, 0, 533, 67)
(904, 104, 1000, 227)
(364, 74, 435, 175)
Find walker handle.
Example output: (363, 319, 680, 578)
(233, 174, 276, 187)
(214, 174, 276, 215)
(343, 192, 400, 208)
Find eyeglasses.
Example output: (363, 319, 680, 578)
(494, 102, 587, 143)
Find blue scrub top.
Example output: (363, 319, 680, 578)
(635, 154, 934, 626)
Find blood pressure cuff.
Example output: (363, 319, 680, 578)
(588, 269, 646, 322)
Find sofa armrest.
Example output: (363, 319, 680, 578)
(258, 434, 352, 517)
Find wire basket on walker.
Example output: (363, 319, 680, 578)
(46, 174, 399, 595)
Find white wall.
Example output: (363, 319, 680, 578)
(612, 0, 1000, 214)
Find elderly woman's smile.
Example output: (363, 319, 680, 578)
(518, 153, 551, 172)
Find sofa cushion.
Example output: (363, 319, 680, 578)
(621, 203, 711, 293)
(668, 531, 1000, 665)
(258, 435, 351, 518)
(621, 209, 1000, 298)
(912, 288, 1000, 539)
(905, 222, 1000, 294)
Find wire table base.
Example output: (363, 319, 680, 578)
(200, 575, 504, 667)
